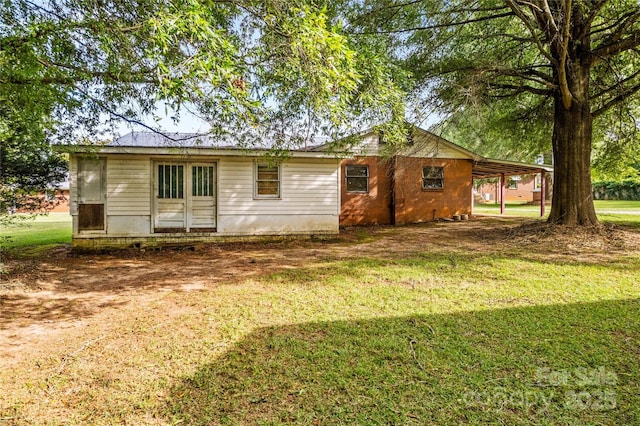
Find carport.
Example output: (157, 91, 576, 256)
(472, 159, 554, 217)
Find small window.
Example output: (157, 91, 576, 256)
(345, 165, 369, 193)
(422, 166, 444, 190)
(158, 164, 184, 199)
(508, 177, 519, 190)
(255, 162, 280, 198)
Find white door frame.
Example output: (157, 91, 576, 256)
(153, 161, 217, 233)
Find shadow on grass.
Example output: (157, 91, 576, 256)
(2, 246, 639, 333)
(163, 299, 639, 425)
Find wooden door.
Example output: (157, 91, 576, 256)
(154, 163, 186, 232)
(188, 164, 217, 231)
(78, 158, 106, 231)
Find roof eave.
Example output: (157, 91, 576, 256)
(59, 145, 340, 159)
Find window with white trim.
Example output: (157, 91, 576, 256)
(255, 162, 280, 198)
(422, 166, 444, 190)
(345, 164, 369, 193)
(508, 176, 520, 190)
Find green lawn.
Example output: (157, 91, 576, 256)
(165, 256, 639, 425)
(0, 212, 71, 253)
(474, 200, 640, 223)
(1, 219, 638, 425)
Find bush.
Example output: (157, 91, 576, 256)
(592, 178, 640, 200)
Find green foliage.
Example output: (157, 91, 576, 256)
(593, 177, 640, 201)
(342, 0, 640, 178)
(435, 102, 552, 163)
(0, 0, 407, 148)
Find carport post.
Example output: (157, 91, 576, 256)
(500, 173, 505, 215)
(540, 170, 546, 217)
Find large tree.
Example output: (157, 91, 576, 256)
(344, 0, 640, 225)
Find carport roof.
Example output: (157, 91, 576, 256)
(472, 158, 553, 179)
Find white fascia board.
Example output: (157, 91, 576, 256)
(62, 145, 340, 159)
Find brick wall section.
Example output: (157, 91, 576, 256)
(393, 156, 472, 225)
(340, 156, 473, 226)
(340, 157, 393, 226)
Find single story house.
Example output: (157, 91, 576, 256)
(331, 127, 552, 225)
(65, 127, 552, 248)
(65, 132, 340, 249)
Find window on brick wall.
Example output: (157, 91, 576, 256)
(345, 165, 369, 193)
(508, 176, 520, 189)
(422, 166, 444, 190)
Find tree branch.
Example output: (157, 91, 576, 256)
(592, 30, 640, 61)
(488, 82, 552, 96)
(348, 0, 425, 26)
(592, 68, 640, 100)
(504, 0, 555, 64)
(476, 66, 555, 87)
(350, 11, 515, 35)
(35, 57, 156, 84)
(590, 10, 637, 40)
(74, 85, 206, 142)
(577, 0, 610, 40)
(557, 0, 574, 109)
(605, 10, 640, 44)
(592, 81, 640, 117)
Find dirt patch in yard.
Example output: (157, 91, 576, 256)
(1, 216, 639, 367)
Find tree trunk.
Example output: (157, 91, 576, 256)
(547, 82, 598, 226)
(547, 11, 599, 227)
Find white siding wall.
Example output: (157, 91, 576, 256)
(351, 132, 380, 156)
(69, 156, 78, 235)
(217, 157, 339, 234)
(72, 153, 339, 242)
(106, 157, 151, 215)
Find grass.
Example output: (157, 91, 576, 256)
(0, 213, 71, 254)
(593, 200, 640, 210)
(473, 199, 640, 222)
(1, 219, 639, 425)
(164, 254, 639, 425)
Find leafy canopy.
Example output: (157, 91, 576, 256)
(0, 0, 408, 147)
(340, 0, 640, 173)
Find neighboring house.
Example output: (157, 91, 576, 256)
(47, 182, 71, 213)
(330, 127, 552, 226)
(65, 132, 340, 249)
(15, 180, 70, 213)
(476, 174, 552, 204)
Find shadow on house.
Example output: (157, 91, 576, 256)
(162, 298, 638, 425)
